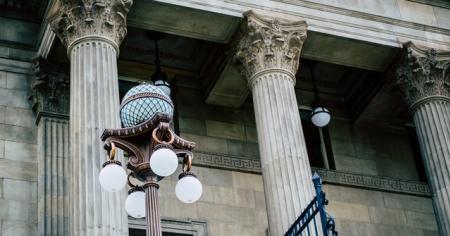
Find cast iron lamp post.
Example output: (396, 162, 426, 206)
(98, 83, 202, 236)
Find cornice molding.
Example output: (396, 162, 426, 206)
(396, 42, 450, 110)
(233, 10, 307, 83)
(47, 0, 133, 53)
(193, 151, 431, 197)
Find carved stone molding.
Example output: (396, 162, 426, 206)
(396, 42, 450, 109)
(29, 56, 70, 122)
(193, 151, 431, 197)
(233, 10, 307, 85)
(47, 0, 133, 53)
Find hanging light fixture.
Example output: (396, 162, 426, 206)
(310, 63, 331, 127)
(151, 37, 171, 97)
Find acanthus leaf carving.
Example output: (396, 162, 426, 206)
(48, 0, 133, 51)
(233, 11, 307, 83)
(396, 42, 450, 109)
(29, 56, 70, 116)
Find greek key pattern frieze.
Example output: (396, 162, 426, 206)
(193, 152, 261, 173)
(193, 152, 430, 196)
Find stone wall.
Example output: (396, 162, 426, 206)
(329, 118, 420, 181)
(325, 184, 438, 236)
(158, 166, 268, 235)
(176, 86, 259, 160)
(0, 62, 38, 236)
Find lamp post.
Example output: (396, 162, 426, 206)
(99, 83, 202, 236)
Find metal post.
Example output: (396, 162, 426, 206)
(144, 182, 162, 236)
(312, 173, 327, 236)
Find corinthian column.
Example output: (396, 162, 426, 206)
(396, 42, 450, 236)
(48, 1, 133, 235)
(30, 57, 70, 236)
(234, 11, 315, 235)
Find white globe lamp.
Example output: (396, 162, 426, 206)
(311, 106, 331, 127)
(99, 161, 127, 192)
(150, 145, 178, 177)
(175, 172, 203, 204)
(125, 189, 146, 218)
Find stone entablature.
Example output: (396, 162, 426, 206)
(29, 56, 69, 120)
(234, 10, 307, 85)
(47, 0, 133, 53)
(193, 151, 431, 197)
(396, 42, 450, 110)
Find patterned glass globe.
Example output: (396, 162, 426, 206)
(120, 83, 174, 128)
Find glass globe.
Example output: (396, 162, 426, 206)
(125, 190, 146, 218)
(175, 174, 203, 204)
(99, 162, 127, 192)
(120, 83, 173, 128)
(150, 147, 178, 177)
(311, 106, 331, 127)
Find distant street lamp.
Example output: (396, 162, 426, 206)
(99, 83, 202, 236)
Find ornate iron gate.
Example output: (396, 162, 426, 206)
(284, 173, 338, 236)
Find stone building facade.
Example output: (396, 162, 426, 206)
(0, 0, 449, 236)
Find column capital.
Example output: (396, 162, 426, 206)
(396, 42, 450, 109)
(234, 10, 307, 85)
(29, 56, 70, 123)
(47, 0, 133, 54)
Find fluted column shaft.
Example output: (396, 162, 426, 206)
(234, 11, 315, 235)
(48, 1, 133, 235)
(69, 39, 128, 236)
(145, 184, 162, 236)
(251, 70, 315, 235)
(413, 99, 450, 235)
(37, 116, 70, 236)
(396, 42, 450, 236)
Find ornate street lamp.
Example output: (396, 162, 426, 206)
(309, 63, 331, 127)
(99, 83, 202, 236)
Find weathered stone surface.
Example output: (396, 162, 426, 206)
(178, 117, 206, 135)
(0, 124, 37, 144)
(0, 159, 37, 181)
(181, 133, 228, 155)
(3, 107, 34, 128)
(334, 155, 378, 176)
(3, 179, 37, 202)
(206, 120, 246, 141)
(0, 88, 30, 109)
(6, 72, 28, 90)
(404, 210, 438, 230)
(327, 201, 371, 222)
(0, 71, 6, 88)
(0, 199, 37, 222)
(383, 192, 434, 213)
(227, 139, 259, 158)
(2, 220, 38, 236)
(0, 139, 4, 159)
(231, 171, 264, 192)
(369, 207, 407, 226)
(4, 141, 37, 163)
(324, 185, 385, 208)
(244, 125, 258, 143)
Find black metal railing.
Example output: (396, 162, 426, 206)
(284, 173, 338, 236)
